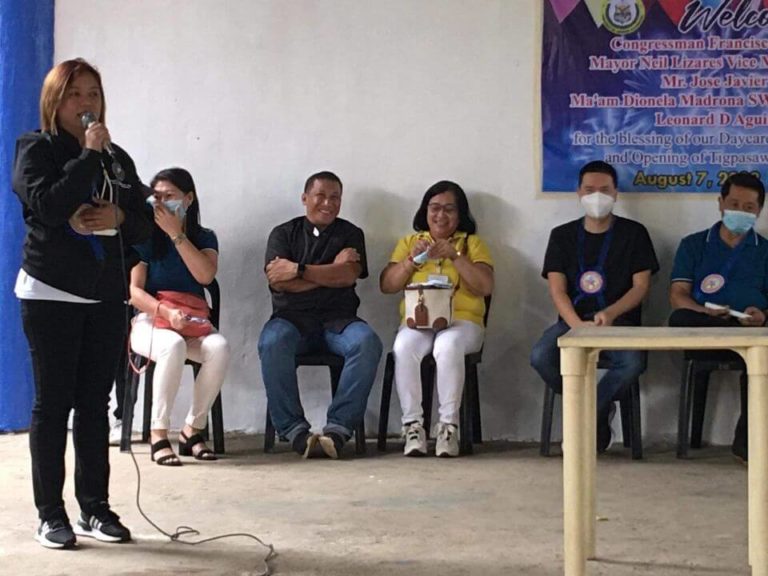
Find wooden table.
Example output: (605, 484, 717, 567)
(558, 327, 768, 576)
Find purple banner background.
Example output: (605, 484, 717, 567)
(542, 0, 768, 192)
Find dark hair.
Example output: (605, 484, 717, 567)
(304, 171, 343, 194)
(40, 58, 106, 134)
(412, 180, 477, 234)
(578, 160, 618, 188)
(149, 167, 203, 258)
(721, 171, 765, 207)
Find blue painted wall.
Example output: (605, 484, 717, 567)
(0, 1, 54, 431)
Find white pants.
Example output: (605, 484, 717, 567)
(130, 314, 230, 431)
(393, 320, 484, 426)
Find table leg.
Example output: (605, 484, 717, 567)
(746, 346, 768, 575)
(585, 350, 598, 560)
(750, 365, 755, 570)
(562, 346, 588, 576)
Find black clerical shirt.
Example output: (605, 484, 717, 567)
(265, 216, 368, 334)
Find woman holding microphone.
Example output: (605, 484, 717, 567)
(13, 58, 152, 548)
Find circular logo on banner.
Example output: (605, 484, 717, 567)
(579, 271, 605, 295)
(602, 0, 645, 35)
(700, 274, 726, 294)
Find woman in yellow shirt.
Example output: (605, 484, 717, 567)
(380, 181, 494, 457)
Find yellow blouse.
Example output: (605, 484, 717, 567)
(389, 231, 494, 326)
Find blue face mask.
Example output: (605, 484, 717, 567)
(146, 196, 187, 220)
(164, 199, 187, 220)
(722, 210, 757, 235)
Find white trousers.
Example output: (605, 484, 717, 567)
(130, 314, 230, 431)
(393, 320, 484, 426)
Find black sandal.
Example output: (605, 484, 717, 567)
(178, 431, 217, 461)
(151, 439, 182, 466)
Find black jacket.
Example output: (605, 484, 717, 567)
(12, 129, 153, 302)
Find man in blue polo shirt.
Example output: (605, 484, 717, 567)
(669, 171, 768, 463)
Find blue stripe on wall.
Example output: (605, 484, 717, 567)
(0, 1, 54, 431)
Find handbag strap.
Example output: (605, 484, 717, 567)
(453, 234, 471, 293)
(457, 234, 467, 258)
(127, 302, 161, 375)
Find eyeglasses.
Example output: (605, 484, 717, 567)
(427, 203, 458, 215)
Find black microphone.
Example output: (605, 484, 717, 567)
(80, 112, 125, 181)
(80, 111, 116, 156)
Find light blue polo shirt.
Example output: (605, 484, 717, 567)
(671, 221, 768, 312)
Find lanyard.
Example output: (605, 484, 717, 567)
(573, 217, 614, 309)
(431, 234, 466, 275)
(693, 223, 752, 302)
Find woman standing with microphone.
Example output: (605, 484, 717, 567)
(12, 58, 152, 548)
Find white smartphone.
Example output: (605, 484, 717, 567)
(704, 302, 751, 320)
(92, 229, 118, 236)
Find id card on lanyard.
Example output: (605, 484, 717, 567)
(573, 218, 614, 311)
(693, 223, 751, 302)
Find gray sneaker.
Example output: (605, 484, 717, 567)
(108, 420, 122, 446)
(35, 516, 76, 549)
(74, 509, 131, 543)
(402, 421, 427, 457)
(435, 423, 460, 458)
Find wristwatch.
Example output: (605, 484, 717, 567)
(297, 262, 306, 278)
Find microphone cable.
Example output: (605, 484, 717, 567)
(111, 166, 276, 576)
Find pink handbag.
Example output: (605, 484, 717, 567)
(153, 291, 212, 338)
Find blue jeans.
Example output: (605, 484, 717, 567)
(530, 320, 647, 411)
(258, 318, 382, 442)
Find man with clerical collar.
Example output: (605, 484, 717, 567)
(258, 171, 382, 459)
(669, 171, 768, 463)
(531, 160, 659, 453)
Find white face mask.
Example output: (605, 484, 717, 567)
(580, 192, 615, 219)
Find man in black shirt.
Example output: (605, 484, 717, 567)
(258, 171, 382, 458)
(530, 161, 659, 452)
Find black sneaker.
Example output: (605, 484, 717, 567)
(35, 516, 77, 549)
(732, 442, 748, 466)
(74, 509, 131, 543)
(597, 403, 616, 454)
(732, 414, 748, 466)
(292, 430, 319, 458)
(318, 431, 346, 459)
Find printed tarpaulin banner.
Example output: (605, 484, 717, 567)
(542, 0, 768, 192)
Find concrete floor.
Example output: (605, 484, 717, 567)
(0, 433, 751, 576)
